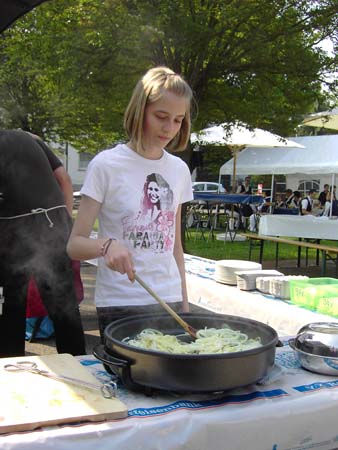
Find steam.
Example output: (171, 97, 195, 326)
(1, 209, 74, 316)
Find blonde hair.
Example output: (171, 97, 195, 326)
(124, 66, 193, 153)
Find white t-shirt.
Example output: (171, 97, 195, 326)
(81, 144, 193, 307)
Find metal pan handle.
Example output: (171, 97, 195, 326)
(93, 344, 128, 368)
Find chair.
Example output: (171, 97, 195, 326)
(219, 212, 238, 243)
(248, 213, 260, 233)
(185, 206, 208, 240)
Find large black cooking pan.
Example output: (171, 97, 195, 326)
(93, 313, 279, 393)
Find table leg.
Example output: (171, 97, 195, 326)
(195, 222, 206, 241)
(207, 224, 215, 242)
(275, 242, 279, 268)
(248, 238, 253, 260)
(321, 250, 326, 275)
(297, 239, 302, 268)
(259, 240, 264, 263)
(223, 221, 229, 245)
(230, 229, 237, 242)
(305, 239, 320, 266)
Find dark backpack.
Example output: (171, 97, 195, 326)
(241, 204, 253, 217)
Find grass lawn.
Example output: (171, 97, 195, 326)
(76, 207, 336, 265)
(184, 229, 337, 262)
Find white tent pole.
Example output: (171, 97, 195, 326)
(271, 174, 275, 200)
(231, 145, 246, 193)
(270, 174, 275, 213)
(232, 149, 237, 193)
(217, 170, 222, 192)
(330, 173, 335, 217)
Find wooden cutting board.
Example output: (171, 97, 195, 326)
(0, 353, 128, 434)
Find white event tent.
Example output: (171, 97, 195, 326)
(219, 135, 338, 210)
(219, 135, 338, 176)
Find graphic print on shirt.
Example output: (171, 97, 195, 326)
(122, 173, 175, 253)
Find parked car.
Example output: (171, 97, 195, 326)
(192, 182, 226, 193)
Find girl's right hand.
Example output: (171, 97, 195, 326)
(104, 240, 135, 282)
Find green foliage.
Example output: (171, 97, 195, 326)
(193, 145, 232, 182)
(0, 0, 336, 152)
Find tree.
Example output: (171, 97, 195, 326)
(0, 0, 336, 150)
(122, 0, 337, 135)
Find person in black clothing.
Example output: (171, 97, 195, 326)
(284, 189, 294, 207)
(329, 185, 337, 201)
(323, 185, 338, 216)
(0, 130, 86, 357)
(290, 191, 302, 210)
(300, 189, 316, 215)
(237, 176, 252, 194)
(274, 193, 286, 208)
(258, 190, 272, 213)
(318, 184, 329, 207)
(243, 177, 252, 194)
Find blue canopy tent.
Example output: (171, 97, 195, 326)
(193, 192, 263, 205)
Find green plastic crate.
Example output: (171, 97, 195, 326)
(289, 278, 338, 316)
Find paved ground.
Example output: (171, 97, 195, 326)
(25, 257, 337, 357)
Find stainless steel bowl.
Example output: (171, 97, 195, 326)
(289, 322, 338, 376)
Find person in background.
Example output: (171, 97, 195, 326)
(257, 190, 271, 213)
(274, 193, 286, 208)
(236, 179, 243, 194)
(323, 185, 338, 216)
(24, 134, 84, 341)
(237, 176, 252, 194)
(67, 66, 195, 341)
(26, 133, 74, 216)
(248, 190, 271, 232)
(289, 190, 302, 210)
(318, 184, 329, 207)
(300, 189, 317, 215)
(328, 185, 337, 201)
(285, 188, 294, 207)
(0, 130, 86, 357)
(244, 176, 252, 194)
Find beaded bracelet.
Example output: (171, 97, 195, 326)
(100, 238, 116, 257)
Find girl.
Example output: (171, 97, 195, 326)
(67, 66, 194, 340)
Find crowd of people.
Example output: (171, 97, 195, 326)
(232, 178, 338, 233)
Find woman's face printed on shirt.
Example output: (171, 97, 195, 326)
(147, 181, 161, 204)
(122, 172, 175, 252)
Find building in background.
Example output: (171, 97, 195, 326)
(51, 142, 93, 190)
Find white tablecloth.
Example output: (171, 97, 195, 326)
(259, 214, 338, 240)
(6, 256, 338, 449)
(2, 347, 338, 450)
(185, 254, 338, 336)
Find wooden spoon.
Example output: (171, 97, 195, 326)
(134, 273, 197, 340)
